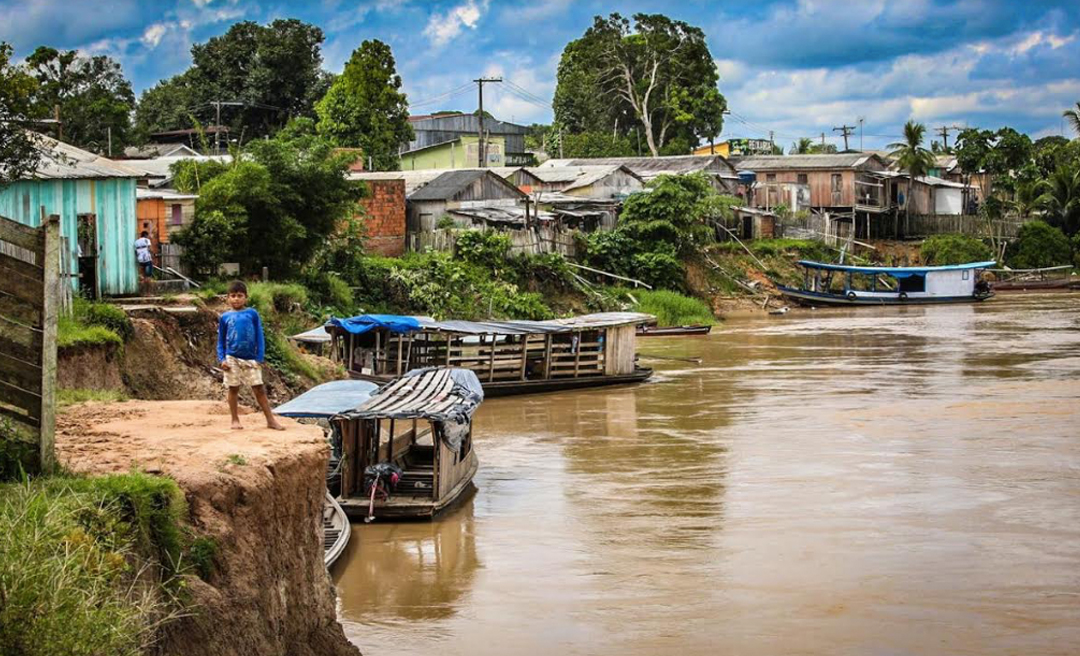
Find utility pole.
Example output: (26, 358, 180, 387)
(211, 101, 244, 154)
(858, 117, 865, 151)
(768, 130, 775, 153)
(935, 125, 964, 151)
(473, 77, 502, 167)
(820, 132, 826, 148)
(833, 124, 855, 151)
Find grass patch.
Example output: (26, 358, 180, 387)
(58, 298, 134, 350)
(58, 388, 129, 408)
(627, 289, 716, 326)
(223, 454, 247, 467)
(58, 315, 124, 350)
(0, 472, 193, 655)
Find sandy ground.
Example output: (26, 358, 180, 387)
(57, 400, 325, 479)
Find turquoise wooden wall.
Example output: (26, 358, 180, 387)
(0, 178, 138, 295)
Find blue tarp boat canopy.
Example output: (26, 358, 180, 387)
(326, 312, 654, 337)
(274, 379, 380, 418)
(797, 260, 997, 278)
(326, 314, 425, 335)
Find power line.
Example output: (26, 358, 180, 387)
(408, 83, 476, 108)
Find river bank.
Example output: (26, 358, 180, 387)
(55, 400, 360, 656)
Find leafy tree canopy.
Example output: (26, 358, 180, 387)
(316, 39, 413, 171)
(1006, 220, 1073, 268)
(0, 42, 40, 184)
(23, 46, 135, 154)
(173, 118, 363, 276)
(920, 234, 992, 265)
(553, 13, 726, 156)
(135, 19, 330, 144)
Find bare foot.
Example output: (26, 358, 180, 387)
(231, 420, 244, 430)
(267, 420, 285, 431)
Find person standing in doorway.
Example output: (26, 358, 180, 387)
(134, 231, 153, 282)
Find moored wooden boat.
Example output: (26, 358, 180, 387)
(778, 260, 997, 306)
(987, 266, 1079, 291)
(637, 324, 713, 336)
(324, 313, 654, 396)
(323, 491, 350, 568)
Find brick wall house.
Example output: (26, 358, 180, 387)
(359, 179, 406, 256)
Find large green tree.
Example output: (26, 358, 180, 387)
(173, 118, 363, 276)
(315, 39, 413, 171)
(0, 42, 40, 184)
(135, 19, 330, 144)
(23, 46, 135, 154)
(553, 13, 726, 156)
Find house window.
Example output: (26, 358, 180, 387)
(832, 174, 842, 191)
(766, 173, 776, 182)
(797, 174, 808, 185)
(963, 269, 970, 280)
(170, 204, 183, 226)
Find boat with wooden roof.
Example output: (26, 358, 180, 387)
(777, 260, 997, 306)
(323, 312, 653, 397)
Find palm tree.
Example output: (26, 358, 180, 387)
(1063, 102, 1080, 138)
(1010, 179, 1046, 220)
(790, 137, 813, 155)
(1038, 165, 1080, 235)
(889, 120, 936, 225)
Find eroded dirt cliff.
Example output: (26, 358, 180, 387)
(57, 400, 360, 656)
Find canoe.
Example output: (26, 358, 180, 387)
(323, 491, 350, 568)
(637, 325, 713, 336)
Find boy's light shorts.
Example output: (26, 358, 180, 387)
(223, 356, 263, 388)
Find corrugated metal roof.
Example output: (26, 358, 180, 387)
(734, 154, 885, 171)
(19, 133, 145, 180)
(347, 170, 445, 195)
(542, 155, 739, 179)
(136, 188, 198, 201)
(132, 154, 232, 180)
(872, 171, 969, 188)
(408, 169, 524, 201)
(328, 312, 655, 337)
(525, 165, 643, 192)
(345, 367, 484, 422)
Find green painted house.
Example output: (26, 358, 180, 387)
(0, 134, 143, 296)
(400, 136, 506, 170)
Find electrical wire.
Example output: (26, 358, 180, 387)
(408, 83, 476, 109)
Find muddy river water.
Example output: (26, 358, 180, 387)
(333, 294, 1080, 655)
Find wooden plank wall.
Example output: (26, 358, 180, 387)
(0, 212, 60, 472)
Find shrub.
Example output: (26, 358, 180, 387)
(454, 229, 512, 269)
(302, 271, 354, 314)
(246, 282, 309, 316)
(921, 234, 993, 265)
(1006, 220, 1073, 269)
(629, 289, 716, 327)
(631, 249, 686, 291)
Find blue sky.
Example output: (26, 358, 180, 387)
(2, 0, 1080, 150)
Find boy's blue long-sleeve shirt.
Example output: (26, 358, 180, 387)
(217, 308, 265, 362)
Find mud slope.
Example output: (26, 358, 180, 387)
(57, 400, 360, 656)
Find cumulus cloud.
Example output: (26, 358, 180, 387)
(423, 0, 488, 47)
(141, 23, 168, 48)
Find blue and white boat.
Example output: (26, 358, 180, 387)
(777, 260, 997, 306)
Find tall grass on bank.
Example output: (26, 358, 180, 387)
(0, 473, 188, 656)
(628, 289, 717, 327)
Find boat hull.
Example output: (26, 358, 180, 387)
(777, 285, 994, 306)
(637, 325, 713, 336)
(323, 491, 350, 568)
(339, 452, 479, 521)
(349, 368, 653, 397)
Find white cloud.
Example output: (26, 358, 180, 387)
(423, 0, 488, 47)
(141, 23, 168, 48)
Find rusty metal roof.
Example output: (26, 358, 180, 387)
(734, 153, 888, 171)
(16, 133, 145, 180)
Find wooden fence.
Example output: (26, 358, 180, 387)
(408, 225, 580, 257)
(0, 211, 60, 473)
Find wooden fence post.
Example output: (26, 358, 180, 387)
(38, 214, 60, 472)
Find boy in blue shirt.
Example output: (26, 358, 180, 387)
(217, 280, 284, 431)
